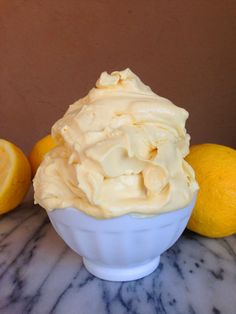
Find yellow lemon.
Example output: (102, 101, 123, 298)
(0, 139, 31, 214)
(185, 143, 236, 238)
(29, 134, 56, 177)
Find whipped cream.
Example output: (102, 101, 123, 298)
(34, 69, 198, 218)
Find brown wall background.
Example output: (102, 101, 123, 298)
(0, 0, 235, 154)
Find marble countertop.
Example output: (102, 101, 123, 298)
(0, 201, 235, 314)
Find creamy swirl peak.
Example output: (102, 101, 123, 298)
(34, 69, 198, 218)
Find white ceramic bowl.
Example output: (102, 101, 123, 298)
(47, 196, 196, 281)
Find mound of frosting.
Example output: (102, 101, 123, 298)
(34, 69, 198, 218)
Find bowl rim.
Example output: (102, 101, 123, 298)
(47, 194, 197, 230)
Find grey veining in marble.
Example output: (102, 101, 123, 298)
(0, 202, 235, 314)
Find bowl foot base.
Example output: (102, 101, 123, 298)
(83, 256, 160, 281)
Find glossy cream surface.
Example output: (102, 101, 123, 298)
(34, 69, 198, 218)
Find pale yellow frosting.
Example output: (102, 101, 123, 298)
(34, 69, 198, 218)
